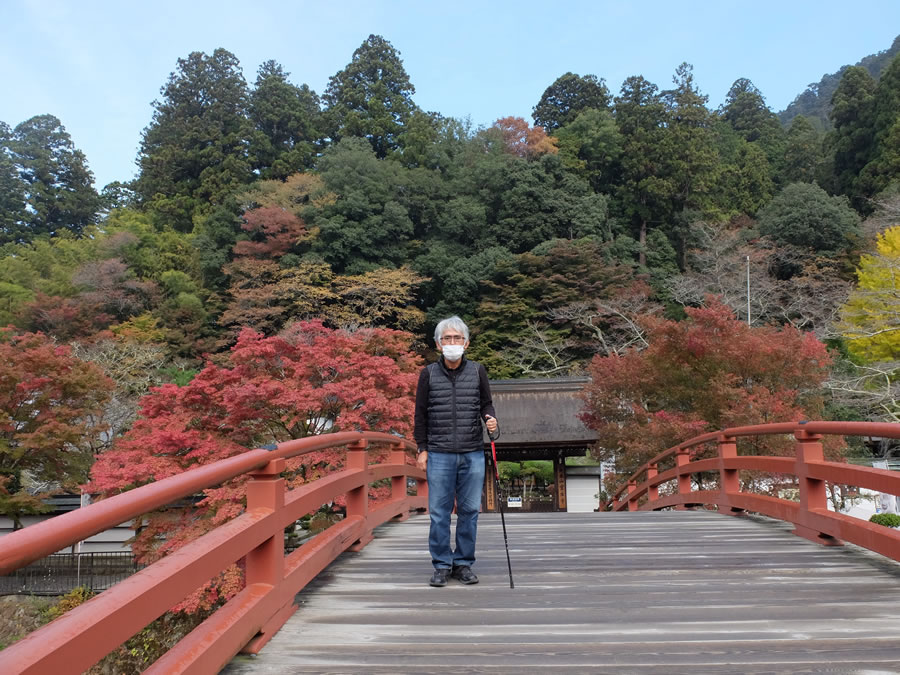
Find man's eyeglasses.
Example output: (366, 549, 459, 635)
(440, 335, 466, 344)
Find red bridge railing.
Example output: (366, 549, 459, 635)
(608, 421, 900, 559)
(0, 432, 425, 674)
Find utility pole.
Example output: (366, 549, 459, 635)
(746, 255, 751, 327)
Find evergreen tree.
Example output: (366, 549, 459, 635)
(323, 35, 418, 159)
(720, 78, 785, 179)
(135, 49, 253, 232)
(0, 122, 27, 244)
(782, 115, 824, 185)
(554, 108, 622, 194)
(490, 153, 610, 250)
(5, 115, 100, 242)
(532, 72, 611, 132)
(313, 137, 414, 272)
(396, 110, 453, 170)
(858, 54, 900, 198)
(249, 60, 322, 179)
(715, 135, 774, 216)
(614, 75, 671, 263)
(758, 182, 861, 253)
(828, 66, 876, 207)
(869, 54, 900, 152)
(661, 63, 719, 218)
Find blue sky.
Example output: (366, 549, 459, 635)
(2, 0, 899, 189)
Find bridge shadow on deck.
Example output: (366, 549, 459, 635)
(222, 511, 900, 674)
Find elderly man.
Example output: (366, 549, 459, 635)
(414, 316, 499, 587)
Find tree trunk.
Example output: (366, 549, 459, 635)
(639, 220, 647, 266)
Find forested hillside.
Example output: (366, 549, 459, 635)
(780, 34, 900, 129)
(3, 33, 900, 527)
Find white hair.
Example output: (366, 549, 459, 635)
(434, 316, 469, 344)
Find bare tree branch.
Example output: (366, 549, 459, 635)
(500, 321, 576, 376)
(826, 361, 900, 423)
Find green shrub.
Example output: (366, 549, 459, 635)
(46, 586, 94, 621)
(869, 513, 900, 528)
(88, 609, 210, 674)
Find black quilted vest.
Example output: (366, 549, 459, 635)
(426, 358, 483, 453)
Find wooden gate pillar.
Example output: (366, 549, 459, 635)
(554, 455, 567, 512)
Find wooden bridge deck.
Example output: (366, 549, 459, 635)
(222, 511, 900, 674)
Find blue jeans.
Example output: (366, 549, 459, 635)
(427, 450, 486, 570)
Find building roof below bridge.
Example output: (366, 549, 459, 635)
(485, 377, 597, 456)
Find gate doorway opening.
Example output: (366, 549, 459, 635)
(481, 378, 598, 513)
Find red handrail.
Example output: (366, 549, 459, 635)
(607, 421, 900, 560)
(0, 432, 425, 675)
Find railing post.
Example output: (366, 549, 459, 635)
(676, 448, 693, 510)
(793, 426, 841, 546)
(243, 457, 301, 655)
(245, 458, 286, 588)
(346, 439, 374, 551)
(626, 479, 638, 511)
(718, 434, 743, 515)
(647, 464, 658, 505)
(390, 442, 410, 522)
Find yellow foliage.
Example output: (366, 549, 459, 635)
(110, 313, 166, 343)
(47, 587, 94, 621)
(842, 225, 900, 361)
(274, 263, 426, 332)
(238, 172, 336, 215)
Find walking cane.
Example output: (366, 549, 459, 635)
(487, 423, 515, 589)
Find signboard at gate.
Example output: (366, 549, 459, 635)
(507, 497, 522, 508)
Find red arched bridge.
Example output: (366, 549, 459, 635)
(3, 422, 900, 672)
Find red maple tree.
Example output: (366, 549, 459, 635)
(580, 299, 836, 491)
(0, 329, 113, 528)
(232, 206, 307, 259)
(89, 320, 420, 611)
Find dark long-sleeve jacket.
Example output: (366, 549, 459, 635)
(413, 356, 496, 453)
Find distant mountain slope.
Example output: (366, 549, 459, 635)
(779, 34, 900, 130)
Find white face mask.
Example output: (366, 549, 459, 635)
(441, 344, 465, 361)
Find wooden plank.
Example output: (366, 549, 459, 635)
(222, 511, 900, 672)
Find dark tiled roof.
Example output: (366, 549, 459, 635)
(486, 377, 597, 450)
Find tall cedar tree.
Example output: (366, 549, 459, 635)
(579, 300, 834, 488)
(249, 60, 323, 179)
(89, 321, 420, 612)
(783, 115, 824, 184)
(858, 54, 900, 200)
(0, 329, 114, 529)
(323, 35, 418, 159)
(0, 122, 27, 243)
(828, 66, 877, 209)
(614, 76, 670, 263)
(661, 63, 718, 218)
(135, 49, 253, 232)
(2, 115, 100, 243)
(720, 79, 785, 174)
